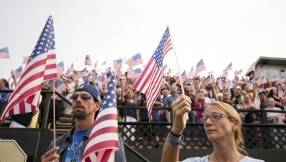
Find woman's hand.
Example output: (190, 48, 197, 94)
(171, 95, 192, 135)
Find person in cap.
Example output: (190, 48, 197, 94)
(41, 84, 126, 162)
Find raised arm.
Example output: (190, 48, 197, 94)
(161, 95, 191, 162)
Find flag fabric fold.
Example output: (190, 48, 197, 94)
(223, 62, 232, 72)
(127, 68, 142, 79)
(133, 26, 173, 114)
(81, 74, 119, 162)
(113, 58, 122, 69)
(1, 16, 57, 121)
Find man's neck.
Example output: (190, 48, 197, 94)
(74, 117, 94, 131)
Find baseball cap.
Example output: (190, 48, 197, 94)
(74, 84, 101, 102)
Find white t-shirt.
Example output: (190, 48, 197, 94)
(182, 155, 264, 162)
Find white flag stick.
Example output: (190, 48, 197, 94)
(168, 24, 188, 120)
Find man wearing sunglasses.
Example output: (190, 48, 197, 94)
(41, 84, 126, 162)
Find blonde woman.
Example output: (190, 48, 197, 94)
(161, 96, 264, 162)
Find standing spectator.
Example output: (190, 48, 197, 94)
(259, 91, 268, 109)
(121, 80, 139, 142)
(0, 78, 9, 125)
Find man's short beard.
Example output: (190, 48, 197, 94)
(73, 111, 92, 119)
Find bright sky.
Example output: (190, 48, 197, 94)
(1, 0, 286, 80)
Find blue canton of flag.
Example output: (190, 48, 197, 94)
(14, 66, 23, 79)
(196, 59, 206, 74)
(0, 47, 10, 59)
(85, 55, 91, 66)
(57, 61, 64, 77)
(113, 58, 122, 69)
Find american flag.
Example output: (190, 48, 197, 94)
(127, 68, 141, 79)
(57, 61, 64, 77)
(278, 85, 284, 98)
(74, 68, 87, 80)
(125, 53, 143, 68)
(162, 64, 168, 74)
(1, 16, 57, 121)
(133, 27, 173, 114)
(116, 68, 122, 78)
(81, 74, 119, 162)
(65, 67, 70, 77)
(94, 60, 97, 69)
(68, 63, 74, 75)
(188, 66, 194, 79)
(223, 62, 232, 72)
(247, 62, 255, 72)
(101, 61, 106, 65)
(271, 75, 277, 82)
(256, 75, 266, 86)
(14, 66, 23, 79)
(51, 79, 67, 99)
(234, 69, 242, 75)
(0, 47, 10, 59)
(222, 71, 228, 78)
(113, 58, 122, 69)
(167, 68, 172, 75)
(22, 56, 29, 64)
(195, 59, 206, 74)
(85, 55, 91, 66)
(175, 70, 187, 85)
(278, 76, 285, 84)
(224, 79, 231, 90)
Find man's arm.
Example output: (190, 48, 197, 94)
(115, 135, 127, 162)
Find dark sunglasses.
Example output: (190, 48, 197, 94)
(70, 93, 92, 100)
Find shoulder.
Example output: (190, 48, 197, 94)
(241, 156, 265, 162)
(47, 134, 66, 150)
(182, 156, 208, 162)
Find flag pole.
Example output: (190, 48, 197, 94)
(168, 24, 188, 120)
(52, 79, 56, 148)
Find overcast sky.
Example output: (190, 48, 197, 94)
(1, 0, 286, 80)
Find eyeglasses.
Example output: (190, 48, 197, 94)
(202, 113, 233, 123)
(70, 93, 93, 101)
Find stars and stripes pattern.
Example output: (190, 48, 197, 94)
(247, 62, 255, 72)
(125, 53, 143, 68)
(271, 75, 277, 82)
(51, 79, 67, 99)
(188, 67, 194, 79)
(101, 61, 106, 65)
(278, 85, 284, 98)
(14, 66, 23, 79)
(234, 69, 242, 75)
(133, 27, 173, 114)
(195, 59, 206, 74)
(127, 68, 141, 79)
(256, 75, 266, 86)
(85, 55, 91, 66)
(22, 56, 29, 64)
(113, 58, 122, 69)
(175, 70, 187, 85)
(1, 16, 57, 121)
(81, 74, 119, 162)
(223, 62, 232, 72)
(162, 64, 168, 74)
(57, 61, 64, 77)
(68, 63, 74, 75)
(74, 68, 87, 80)
(0, 47, 10, 59)
(167, 68, 172, 75)
(106, 67, 112, 73)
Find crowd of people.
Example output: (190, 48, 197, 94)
(1, 68, 286, 161)
(1, 68, 286, 128)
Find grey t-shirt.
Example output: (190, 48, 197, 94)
(182, 156, 264, 162)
